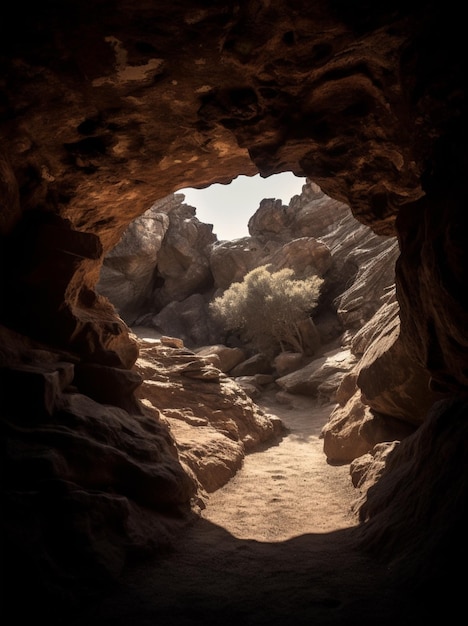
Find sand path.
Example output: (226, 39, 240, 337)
(70, 391, 423, 625)
(201, 391, 357, 541)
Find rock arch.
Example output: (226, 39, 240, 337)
(0, 1, 466, 621)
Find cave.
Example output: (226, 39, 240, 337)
(0, 1, 466, 624)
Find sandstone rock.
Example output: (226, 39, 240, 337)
(232, 376, 262, 399)
(160, 335, 185, 349)
(247, 198, 290, 240)
(356, 300, 442, 425)
(3, 389, 198, 603)
(320, 391, 374, 463)
(358, 411, 416, 449)
(356, 397, 468, 596)
(0, 2, 465, 618)
(210, 236, 267, 290)
(349, 441, 399, 500)
(248, 184, 350, 243)
(276, 348, 357, 398)
(134, 339, 285, 493)
(273, 352, 306, 377)
(230, 353, 274, 376)
(149, 293, 222, 349)
(97, 200, 171, 324)
(151, 197, 216, 308)
(160, 415, 245, 494)
(335, 371, 359, 407)
(0, 362, 74, 418)
(267, 237, 332, 278)
(195, 344, 246, 373)
(334, 237, 400, 330)
(73, 363, 143, 413)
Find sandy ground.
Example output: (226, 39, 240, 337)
(70, 391, 421, 626)
(202, 391, 358, 541)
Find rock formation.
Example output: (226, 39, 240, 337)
(134, 335, 284, 495)
(0, 1, 466, 621)
(118, 179, 397, 353)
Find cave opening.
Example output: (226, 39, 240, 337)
(96, 167, 403, 537)
(2, 1, 466, 622)
(178, 172, 306, 241)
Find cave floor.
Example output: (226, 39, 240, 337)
(67, 393, 437, 625)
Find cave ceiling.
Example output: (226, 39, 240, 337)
(1, 1, 461, 247)
(0, 1, 465, 386)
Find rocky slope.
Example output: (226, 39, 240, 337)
(99, 179, 437, 468)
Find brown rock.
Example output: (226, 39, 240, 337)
(230, 353, 274, 376)
(97, 203, 170, 324)
(357, 300, 442, 425)
(0, 2, 466, 619)
(195, 344, 246, 373)
(321, 391, 374, 463)
(276, 348, 357, 398)
(134, 340, 284, 458)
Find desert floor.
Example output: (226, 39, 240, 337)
(67, 389, 433, 626)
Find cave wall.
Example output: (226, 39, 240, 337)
(0, 0, 465, 385)
(0, 0, 466, 617)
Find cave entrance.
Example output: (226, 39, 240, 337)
(100, 173, 398, 538)
(178, 172, 306, 241)
(97, 173, 399, 542)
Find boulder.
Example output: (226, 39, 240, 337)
(195, 344, 246, 373)
(275, 348, 357, 397)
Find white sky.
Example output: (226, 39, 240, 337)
(178, 172, 306, 240)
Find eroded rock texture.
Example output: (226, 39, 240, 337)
(0, 0, 466, 620)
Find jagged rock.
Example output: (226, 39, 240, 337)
(150, 196, 216, 308)
(288, 184, 351, 238)
(148, 293, 222, 349)
(248, 183, 349, 242)
(358, 411, 416, 448)
(0, 361, 75, 418)
(355, 397, 468, 596)
(247, 198, 290, 240)
(232, 376, 263, 399)
(350, 290, 399, 356)
(96, 199, 171, 324)
(159, 413, 245, 495)
(336, 239, 400, 330)
(230, 353, 274, 376)
(320, 391, 374, 463)
(349, 441, 399, 500)
(335, 371, 359, 407)
(101, 179, 398, 379)
(357, 300, 442, 424)
(134, 338, 285, 493)
(319, 297, 435, 460)
(3, 389, 198, 603)
(210, 236, 267, 290)
(209, 190, 344, 294)
(195, 344, 246, 373)
(0, 2, 465, 618)
(73, 363, 143, 413)
(321, 385, 418, 465)
(276, 348, 357, 397)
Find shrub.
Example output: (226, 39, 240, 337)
(210, 264, 323, 356)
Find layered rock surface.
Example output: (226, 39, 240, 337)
(98, 176, 444, 511)
(0, 1, 466, 621)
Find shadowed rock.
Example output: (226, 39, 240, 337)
(0, 1, 465, 621)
